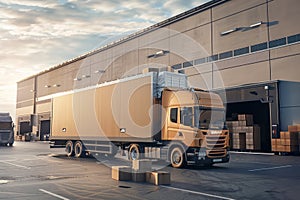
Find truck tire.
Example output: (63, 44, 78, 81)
(170, 147, 186, 168)
(128, 144, 141, 160)
(74, 141, 84, 158)
(8, 143, 13, 147)
(65, 140, 74, 157)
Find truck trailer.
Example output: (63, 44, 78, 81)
(49, 71, 229, 168)
(0, 113, 14, 146)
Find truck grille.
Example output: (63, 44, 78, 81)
(206, 135, 226, 158)
(0, 132, 10, 141)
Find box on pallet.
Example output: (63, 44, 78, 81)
(132, 159, 152, 172)
(238, 114, 253, 125)
(288, 124, 300, 132)
(132, 172, 146, 182)
(112, 166, 132, 181)
(146, 171, 171, 185)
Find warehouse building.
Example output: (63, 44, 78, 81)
(16, 0, 300, 152)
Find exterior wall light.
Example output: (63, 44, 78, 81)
(44, 85, 51, 88)
(73, 77, 81, 81)
(220, 28, 239, 36)
(148, 50, 170, 58)
(53, 84, 61, 87)
(250, 21, 263, 28)
(94, 70, 106, 74)
(82, 74, 90, 78)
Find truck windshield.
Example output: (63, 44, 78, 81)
(194, 106, 225, 130)
(0, 122, 12, 130)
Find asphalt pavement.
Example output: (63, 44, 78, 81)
(0, 141, 300, 200)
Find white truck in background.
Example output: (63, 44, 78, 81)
(0, 113, 14, 146)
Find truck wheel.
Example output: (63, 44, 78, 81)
(74, 141, 84, 158)
(128, 144, 141, 160)
(65, 140, 74, 157)
(170, 147, 185, 168)
(8, 143, 13, 147)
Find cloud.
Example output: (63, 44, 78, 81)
(0, 0, 210, 116)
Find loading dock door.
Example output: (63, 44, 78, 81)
(40, 120, 50, 141)
(227, 101, 271, 152)
(19, 122, 32, 136)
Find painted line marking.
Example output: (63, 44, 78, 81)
(0, 161, 31, 169)
(229, 151, 274, 156)
(161, 185, 235, 200)
(248, 165, 292, 172)
(39, 189, 70, 200)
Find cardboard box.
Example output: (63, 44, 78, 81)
(132, 159, 152, 172)
(280, 132, 298, 140)
(246, 144, 254, 150)
(288, 124, 300, 132)
(238, 121, 247, 126)
(279, 139, 299, 146)
(132, 172, 146, 182)
(233, 143, 240, 149)
(238, 114, 253, 125)
(146, 171, 171, 185)
(112, 166, 132, 181)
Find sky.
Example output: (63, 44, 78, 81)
(0, 0, 209, 119)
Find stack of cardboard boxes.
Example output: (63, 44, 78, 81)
(226, 114, 261, 151)
(112, 159, 171, 185)
(271, 124, 300, 153)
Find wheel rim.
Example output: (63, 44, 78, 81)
(131, 149, 137, 160)
(172, 150, 182, 165)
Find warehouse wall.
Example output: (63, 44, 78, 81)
(16, 0, 300, 142)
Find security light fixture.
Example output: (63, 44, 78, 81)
(44, 85, 51, 88)
(53, 84, 61, 87)
(250, 21, 263, 28)
(147, 50, 170, 58)
(220, 28, 238, 36)
(94, 70, 106, 74)
(73, 77, 81, 81)
(82, 74, 90, 78)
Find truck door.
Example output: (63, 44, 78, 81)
(179, 107, 197, 146)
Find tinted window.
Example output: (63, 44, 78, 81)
(251, 42, 268, 52)
(234, 47, 249, 56)
(219, 51, 233, 60)
(183, 61, 193, 68)
(180, 107, 193, 126)
(170, 108, 178, 123)
(288, 34, 300, 44)
(208, 54, 218, 62)
(269, 38, 286, 48)
(171, 64, 182, 70)
(194, 57, 206, 65)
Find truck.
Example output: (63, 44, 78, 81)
(0, 113, 14, 146)
(49, 70, 229, 168)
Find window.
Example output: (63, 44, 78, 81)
(269, 37, 286, 48)
(170, 108, 178, 123)
(288, 34, 300, 44)
(183, 61, 193, 68)
(251, 42, 268, 52)
(194, 57, 206, 65)
(234, 47, 249, 56)
(208, 54, 218, 62)
(194, 107, 225, 130)
(180, 107, 193, 126)
(219, 51, 233, 60)
(171, 64, 182, 70)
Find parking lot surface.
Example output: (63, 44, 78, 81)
(0, 142, 299, 200)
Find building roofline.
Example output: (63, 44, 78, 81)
(18, 0, 228, 83)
